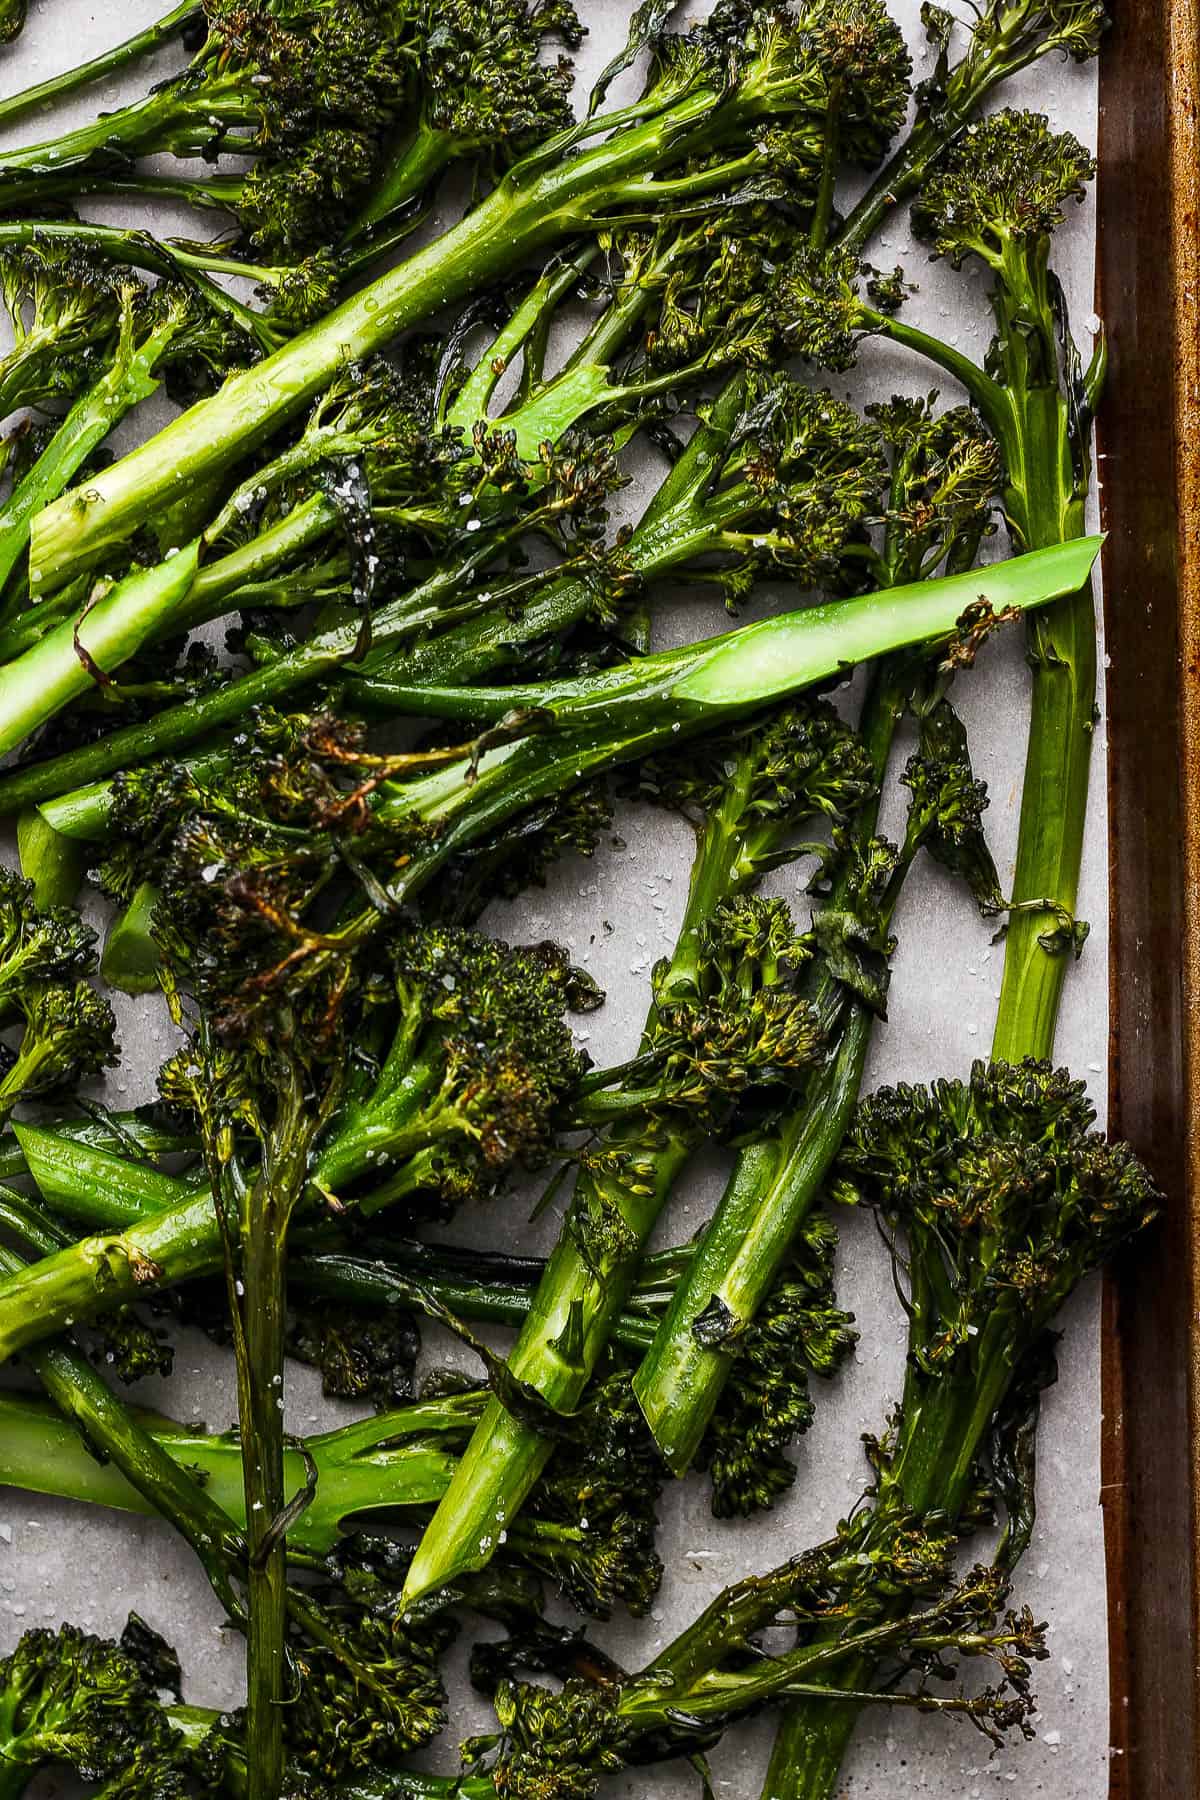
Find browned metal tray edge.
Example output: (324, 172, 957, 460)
(1098, 1, 1200, 1791)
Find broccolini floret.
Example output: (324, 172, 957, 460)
(0, 1618, 184, 1799)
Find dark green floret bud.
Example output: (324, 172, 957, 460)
(0, 1617, 184, 1793)
(911, 108, 1096, 271)
(831, 1057, 1160, 1366)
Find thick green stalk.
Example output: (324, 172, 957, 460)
(14, 1122, 670, 1347)
(214, 1065, 317, 1800)
(25, 80, 759, 590)
(0, 543, 199, 759)
(15, 806, 83, 907)
(0, 1177, 217, 1360)
(398, 770, 751, 1603)
(634, 1014, 870, 1471)
(632, 657, 906, 1466)
(360, 541, 1098, 914)
(0, 1389, 481, 1554)
(867, 289, 1098, 1063)
(0, 2, 199, 133)
(14, 537, 1097, 832)
(0, 1113, 193, 1183)
(0, 553, 471, 813)
(989, 374, 1095, 1058)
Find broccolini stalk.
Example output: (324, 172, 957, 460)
(157, 956, 354, 1800)
(0, 282, 228, 605)
(0, 542, 200, 761)
(353, 541, 1092, 920)
(760, 1063, 1158, 1800)
(0, 536, 1101, 1363)
(836, 0, 1106, 256)
(27, 0, 912, 592)
(781, 110, 1104, 1058)
(0, 1111, 193, 1184)
(0, 4, 200, 128)
(632, 399, 1005, 1489)
(396, 697, 891, 1607)
(0, 369, 886, 809)
(0, 1386, 483, 1556)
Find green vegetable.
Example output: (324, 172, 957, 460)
(0, 6, 199, 114)
(778, 108, 1104, 1060)
(27, 0, 912, 592)
(16, 807, 84, 909)
(762, 1063, 1157, 1798)
(402, 698, 868, 1603)
(0, 543, 200, 759)
(631, 398, 1004, 1491)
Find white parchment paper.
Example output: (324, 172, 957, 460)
(0, 6, 1109, 1796)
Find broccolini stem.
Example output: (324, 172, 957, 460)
(0, 1237, 244, 1619)
(0, 1180, 218, 1362)
(0, 2, 200, 134)
(0, 551, 472, 812)
(0, 1113, 194, 1183)
(0, 1384, 484, 1558)
(208, 1044, 323, 1800)
(24, 83, 738, 591)
(990, 381, 1096, 1059)
(397, 739, 793, 1606)
(635, 1011, 872, 1471)
(0, 543, 200, 760)
(12, 1120, 672, 1347)
(879, 275, 1099, 1064)
(347, 119, 460, 239)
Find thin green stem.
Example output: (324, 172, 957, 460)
(0, 2, 199, 134)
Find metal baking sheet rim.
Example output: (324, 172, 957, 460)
(1096, 0, 1200, 1790)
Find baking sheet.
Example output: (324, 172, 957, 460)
(0, 6, 1110, 1795)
